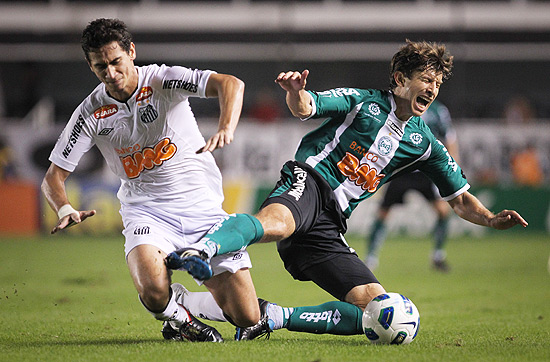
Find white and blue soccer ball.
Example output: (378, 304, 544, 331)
(362, 292, 420, 345)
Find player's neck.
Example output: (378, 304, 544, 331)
(392, 94, 413, 122)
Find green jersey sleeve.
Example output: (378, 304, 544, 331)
(308, 88, 376, 118)
(418, 135, 469, 201)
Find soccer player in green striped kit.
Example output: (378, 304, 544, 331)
(167, 40, 528, 339)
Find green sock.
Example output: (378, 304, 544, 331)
(284, 301, 363, 335)
(205, 213, 264, 256)
(433, 217, 449, 251)
(368, 219, 387, 258)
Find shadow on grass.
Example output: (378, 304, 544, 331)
(7, 335, 371, 348)
(9, 338, 165, 347)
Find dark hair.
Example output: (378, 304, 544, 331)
(81, 18, 133, 61)
(389, 39, 453, 90)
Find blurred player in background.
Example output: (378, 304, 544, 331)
(167, 40, 528, 340)
(365, 100, 459, 272)
(41, 18, 262, 342)
(0, 137, 16, 182)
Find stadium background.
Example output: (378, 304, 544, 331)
(0, 0, 549, 237)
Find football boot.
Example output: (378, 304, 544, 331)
(235, 298, 272, 341)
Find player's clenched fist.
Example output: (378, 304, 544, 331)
(275, 70, 309, 92)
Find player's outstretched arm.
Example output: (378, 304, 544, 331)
(41, 163, 96, 234)
(197, 73, 245, 153)
(448, 191, 528, 230)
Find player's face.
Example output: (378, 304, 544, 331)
(393, 69, 443, 120)
(87, 41, 138, 102)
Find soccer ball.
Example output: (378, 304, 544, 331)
(362, 292, 420, 345)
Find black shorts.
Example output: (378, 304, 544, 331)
(260, 161, 379, 300)
(297, 253, 379, 301)
(381, 171, 439, 208)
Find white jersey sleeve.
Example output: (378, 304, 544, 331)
(155, 64, 211, 99)
(49, 94, 99, 173)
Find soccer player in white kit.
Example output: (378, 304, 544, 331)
(41, 18, 260, 342)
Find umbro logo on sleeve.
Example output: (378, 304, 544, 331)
(99, 128, 114, 136)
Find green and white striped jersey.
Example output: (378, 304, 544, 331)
(295, 88, 469, 218)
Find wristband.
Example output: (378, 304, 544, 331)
(57, 204, 78, 219)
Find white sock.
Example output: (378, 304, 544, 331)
(177, 290, 227, 322)
(140, 290, 190, 329)
(266, 303, 285, 330)
(191, 237, 219, 259)
(432, 249, 447, 262)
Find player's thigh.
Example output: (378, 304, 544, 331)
(126, 244, 171, 298)
(204, 269, 260, 326)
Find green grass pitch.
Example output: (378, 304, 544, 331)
(1, 232, 549, 361)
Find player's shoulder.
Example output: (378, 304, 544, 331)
(78, 84, 107, 117)
(312, 87, 387, 102)
(412, 115, 434, 133)
(138, 63, 164, 76)
(145, 63, 202, 77)
(407, 115, 439, 145)
(363, 88, 391, 104)
(74, 83, 123, 125)
(357, 89, 392, 114)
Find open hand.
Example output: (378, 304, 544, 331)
(489, 210, 528, 230)
(51, 209, 96, 234)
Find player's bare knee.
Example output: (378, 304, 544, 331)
(260, 216, 293, 241)
(140, 286, 170, 312)
(256, 204, 295, 241)
(345, 283, 386, 310)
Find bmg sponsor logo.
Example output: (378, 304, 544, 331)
(120, 137, 177, 179)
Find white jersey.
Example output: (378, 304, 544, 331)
(49, 64, 223, 207)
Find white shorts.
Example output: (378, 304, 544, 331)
(121, 202, 252, 284)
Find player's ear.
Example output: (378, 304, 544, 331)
(128, 42, 136, 61)
(394, 71, 406, 87)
